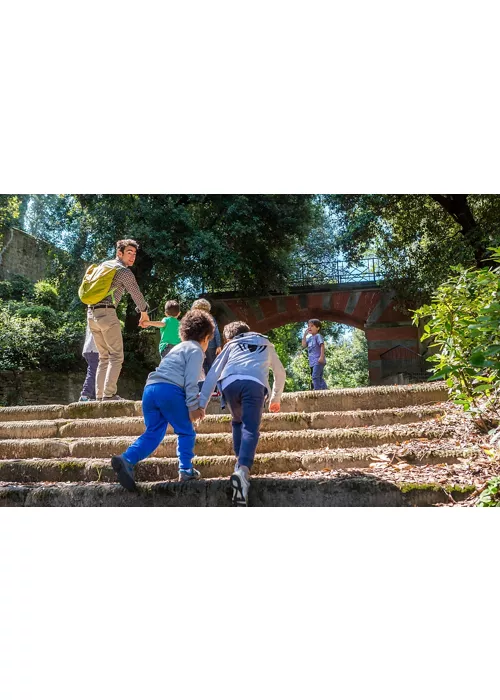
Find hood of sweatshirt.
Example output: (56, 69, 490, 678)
(224, 332, 272, 348)
(198, 331, 286, 408)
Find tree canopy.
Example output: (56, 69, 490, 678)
(20, 194, 316, 288)
(6, 192, 500, 317)
(319, 194, 500, 305)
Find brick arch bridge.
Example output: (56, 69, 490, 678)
(207, 284, 420, 385)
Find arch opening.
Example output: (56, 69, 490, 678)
(266, 320, 369, 392)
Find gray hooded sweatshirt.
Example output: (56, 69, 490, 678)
(199, 332, 286, 409)
(145, 340, 204, 410)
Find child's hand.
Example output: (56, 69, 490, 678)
(189, 408, 205, 422)
(269, 402, 281, 413)
(139, 319, 149, 328)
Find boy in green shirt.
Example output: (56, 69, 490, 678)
(142, 300, 181, 358)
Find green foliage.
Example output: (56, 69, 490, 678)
(33, 280, 59, 309)
(477, 477, 500, 507)
(322, 194, 500, 306)
(14, 304, 58, 328)
(122, 328, 159, 375)
(0, 195, 24, 229)
(18, 194, 317, 303)
(0, 275, 35, 301)
(22, 194, 68, 241)
(0, 280, 13, 300)
(413, 248, 500, 411)
(324, 330, 369, 388)
(267, 323, 369, 391)
(0, 310, 46, 371)
(0, 303, 86, 373)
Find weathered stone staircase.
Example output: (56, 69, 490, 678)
(0, 383, 479, 506)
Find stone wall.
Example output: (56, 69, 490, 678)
(0, 370, 148, 406)
(0, 227, 54, 282)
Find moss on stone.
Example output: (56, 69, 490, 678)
(282, 413, 308, 423)
(58, 461, 85, 471)
(194, 457, 217, 466)
(449, 484, 475, 495)
(399, 482, 442, 494)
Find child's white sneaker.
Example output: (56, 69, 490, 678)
(230, 465, 250, 507)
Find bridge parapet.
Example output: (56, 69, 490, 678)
(202, 257, 383, 294)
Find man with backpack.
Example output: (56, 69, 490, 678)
(79, 239, 149, 401)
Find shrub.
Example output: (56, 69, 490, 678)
(33, 280, 59, 309)
(0, 280, 13, 300)
(4, 275, 35, 301)
(0, 306, 86, 373)
(477, 477, 500, 507)
(0, 310, 46, 371)
(413, 248, 500, 412)
(15, 304, 58, 328)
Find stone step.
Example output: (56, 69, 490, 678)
(0, 405, 445, 439)
(0, 422, 454, 460)
(0, 444, 478, 483)
(0, 383, 448, 422)
(0, 476, 475, 507)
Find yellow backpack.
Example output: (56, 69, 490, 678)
(78, 261, 121, 305)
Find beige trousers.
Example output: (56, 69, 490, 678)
(88, 308, 124, 398)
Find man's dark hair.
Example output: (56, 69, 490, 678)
(165, 300, 180, 317)
(116, 239, 139, 254)
(180, 310, 214, 343)
(224, 321, 250, 340)
(308, 318, 322, 330)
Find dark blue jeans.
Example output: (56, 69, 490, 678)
(81, 351, 99, 399)
(311, 363, 327, 390)
(222, 379, 266, 470)
(123, 383, 196, 472)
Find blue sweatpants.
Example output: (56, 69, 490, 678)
(123, 383, 196, 473)
(222, 379, 266, 470)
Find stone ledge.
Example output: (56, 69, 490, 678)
(0, 382, 448, 421)
(0, 476, 475, 507)
(0, 445, 480, 483)
(0, 423, 457, 460)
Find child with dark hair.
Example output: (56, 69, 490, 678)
(141, 299, 181, 358)
(302, 318, 327, 390)
(191, 298, 222, 376)
(198, 320, 286, 506)
(111, 310, 215, 490)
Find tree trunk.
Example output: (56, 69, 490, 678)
(430, 194, 488, 267)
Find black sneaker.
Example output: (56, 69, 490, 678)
(102, 395, 125, 401)
(111, 455, 136, 491)
(178, 468, 201, 482)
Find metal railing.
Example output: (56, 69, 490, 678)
(380, 345, 428, 381)
(289, 257, 382, 287)
(202, 256, 383, 294)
